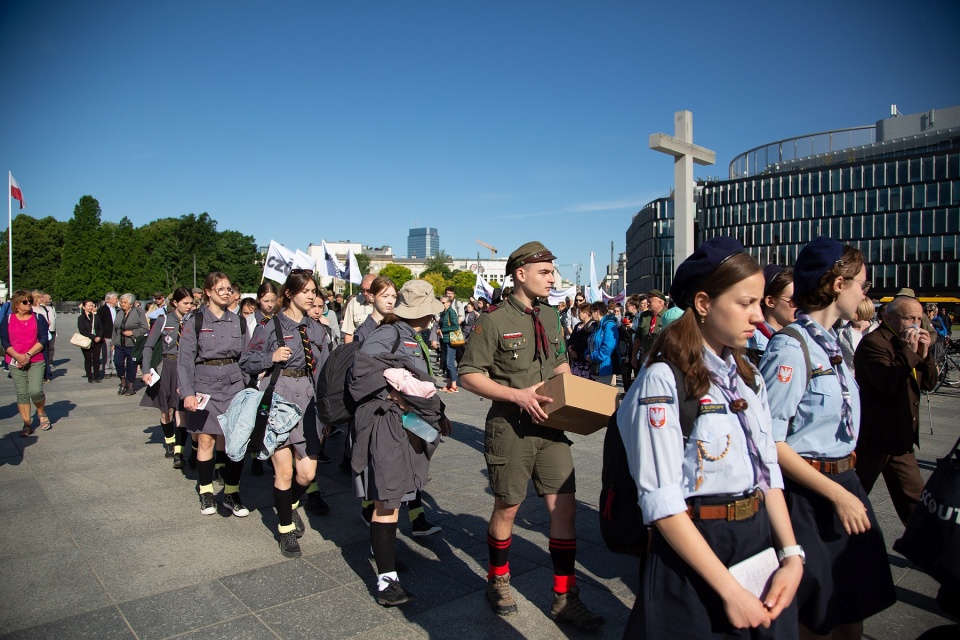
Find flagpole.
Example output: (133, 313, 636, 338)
(7, 172, 12, 295)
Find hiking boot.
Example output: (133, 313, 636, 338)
(306, 492, 330, 516)
(172, 452, 184, 469)
(251, 458, 264, 476)
(222, 492, 250, 517)
(485, 573, 518, 616)
(292, 508, 305, 538)
(410, 513, 441, 536)
(360, 503, 374, 527)
(199, 492, 217, 515)
(377, 578, 414, 607)
(550, 585, 605, 632)
(279, 531, 301, 558)
(164, 444, 175, 458)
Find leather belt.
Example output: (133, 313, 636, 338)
(804, 452, 856, 474)
(281, 368, 310, 378)
(201, 358, 237, 366)
(492, 400, 524, 415)
(163, 354, 177, 360)
(687, 491, 761, 521)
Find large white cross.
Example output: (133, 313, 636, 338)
(649, 111, 715, 268)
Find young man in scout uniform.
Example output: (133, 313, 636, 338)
(458, 241, 604, 633)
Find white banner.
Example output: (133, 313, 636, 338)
(473, 274, 495, 301)
(318, 240, 348, 280)
(294, 249, 317, 272)
(346, 249, 362, 285)
(548, 286, 577, 306)
(601, 290, 626, 304)
(263, 240, 296, 283)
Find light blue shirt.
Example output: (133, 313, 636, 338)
(747, 322, 773, 352)
(147, 306, 167, 321)
(759, 319, 860, 459)
(619, 348, 783, 525)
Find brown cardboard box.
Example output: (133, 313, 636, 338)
(536, 373, 620, 435)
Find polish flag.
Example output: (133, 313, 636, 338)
(10, 174, 24, 209)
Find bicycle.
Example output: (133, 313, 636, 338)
(930, 338, 960, 393)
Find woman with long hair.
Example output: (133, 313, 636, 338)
(240, 270, 329, 557)
(2, 290, 51, 436)
(748, 265, 795, 357)
(178, 272, 249, 517)
(77, 299, 103, 383)
(759, 238, 895, 640)
(140, 288, 194, 469)
(255, 281, 279, 322)
(620, 237, 802, 638)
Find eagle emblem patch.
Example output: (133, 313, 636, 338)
(777, 365, 793, 383)
(648, 406, 666, 429)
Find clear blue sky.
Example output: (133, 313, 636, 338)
(3, 1, 959, 280)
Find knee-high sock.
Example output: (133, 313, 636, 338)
(160, 421, 175, 445)
(215, 449, 227, 471)
(197, 459, 215, 494)
(274, 487, 294, 532)
(290, 478, 310, 509)
(407, 490, 423, 521)
(549, 537, 577, 593)
(174, 427, 187, 454)
(488, 534, 511, 578)
(370, 521, 398, 576)
(221, 458, 244, 494)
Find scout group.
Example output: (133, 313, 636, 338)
(136, 236, 923, 639)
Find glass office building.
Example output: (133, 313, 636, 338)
(626, 197, 676, 294)
(407, 227, 439, 259)
(626, 105, 960, 297)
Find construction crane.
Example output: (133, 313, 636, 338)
(476, 239, 498, 260)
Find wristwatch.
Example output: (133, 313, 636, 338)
(777, 545, 806, 564)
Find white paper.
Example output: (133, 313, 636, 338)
(146, 368, 161, 387)
(195, 392, 211, 411)
(728, 547, 779, 599)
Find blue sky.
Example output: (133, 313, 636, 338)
(3, 1, 959, 281)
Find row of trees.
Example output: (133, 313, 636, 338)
(378, 251, 498, 300)
(0, 196, 260, 301)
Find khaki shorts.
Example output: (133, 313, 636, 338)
(484, 404, 576, 505)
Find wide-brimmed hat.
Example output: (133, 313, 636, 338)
(394, 280, 444, 319)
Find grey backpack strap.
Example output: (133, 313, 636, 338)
(774, 326, 813, 387)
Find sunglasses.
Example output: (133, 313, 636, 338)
(290, 268, 314, 276)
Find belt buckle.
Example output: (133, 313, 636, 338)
(734, 498, 753, 521)
(836, 457, 851, 473)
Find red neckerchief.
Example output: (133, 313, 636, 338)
(757, 322, 775, 339)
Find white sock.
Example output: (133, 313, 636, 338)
(377, 571, 399, 591)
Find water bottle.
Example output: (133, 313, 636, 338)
(401, 412, 438, 443)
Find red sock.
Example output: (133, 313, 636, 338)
(487, 534, 511, 578)
(549, 537, 577, 593)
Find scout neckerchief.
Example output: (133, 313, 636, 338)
(413, 333, 434, 376)
(297, 323, 315, 373)
(796, 311, 855, 442)
(523, 304, 550, 362)
(708, 357, 771, 491)
(757, 321, 775, 340)
(648, 311, 657, 334)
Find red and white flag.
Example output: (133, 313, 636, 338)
(10, 174, 25, 209)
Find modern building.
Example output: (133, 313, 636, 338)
(627, 105, 960, 297)
(407, 227, 439, 259)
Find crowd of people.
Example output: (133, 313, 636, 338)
(4, 234, 957, 637)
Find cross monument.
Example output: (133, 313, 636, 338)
(649, 110, 715, 267)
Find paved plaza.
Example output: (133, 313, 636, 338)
(1, 342, 958, 639)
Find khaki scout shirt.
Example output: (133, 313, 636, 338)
(458, 296, 567, 389)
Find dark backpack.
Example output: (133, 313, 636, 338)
(316, 325, 401, 425)
(598, 361, 760, 556)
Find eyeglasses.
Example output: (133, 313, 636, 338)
(214, 287, 235, 295)
(778, 296, 796, 308)
(19, 301, 32, 306)
(845, 278, 871, 293)
(290, 268, 314, 276)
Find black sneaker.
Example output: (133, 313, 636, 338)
(411, 513, 441, 536)
(317, 451, 331, 464)
(292, 509, 305, 538)
(172, 452, 184, 469)
(361, 503, 374, 527)
(251, 458, 264, 476)
(279, 531, 301, 558)
(377, 578, 414, 607)
(222, 492, 250, 517)
(199, 492, 217, 515)
(306, 492, 330, 516)
(164, 444, 175, 459)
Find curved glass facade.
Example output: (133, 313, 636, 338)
(626, 198, 676, 294)
(730, 126, 876, 179)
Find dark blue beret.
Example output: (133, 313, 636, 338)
(762, 264, 784, 288)
(669, 236, 745, 309)
(793, 237, 844, 299)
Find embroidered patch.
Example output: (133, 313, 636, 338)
(697, 403, 728, 416)
(474, 325, 482, 334)
(200, 328, 214, 333)
(777, 365, 793, 383)
(700, 396, 714, 405)
(637, 396, 674, 406)
(162, 326, 174, 331)
(811, 367, 835, 378)
(283, 335, 294, 341)
(648, 406, 667, 428)
(402, 340, 419, 348)
(503, 332, 523, 339)
(163, 335, 173, 345)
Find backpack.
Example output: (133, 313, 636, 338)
(773, 326, 814, 386)
(599, 360, 760, 556)
(316, 325, 401, 425)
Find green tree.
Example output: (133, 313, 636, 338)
(422, 272, 448, 296)
(355, 253, 371, 276)
(101, 217, 150, 297)
(212, 229, 259, 293)
(450, 270, 478, 300)
(421, 250, 453, 279)
(56, 195, 110, 300)
(378, 263, 413, 288)
(0, 214, 67, 294)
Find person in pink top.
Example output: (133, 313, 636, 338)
(1, 290, 51, 436)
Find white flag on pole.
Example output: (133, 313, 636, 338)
(473, 274, 494, 301)
(293, 249, 317, 272)
(548, 286, 577, 306)
(346, 249, 362, 285)
(318, 240, 348, 280)
(263, 240, 296, 283)
(588, 252, 602, 302)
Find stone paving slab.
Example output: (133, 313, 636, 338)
(0, 343, 958, 638)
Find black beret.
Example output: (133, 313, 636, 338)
(793, 237, 844, 299)
(669, 236, 745, 309)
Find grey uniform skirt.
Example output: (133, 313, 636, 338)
(184, 362, 246, 435)
(140, 356, 180, 413)
(263, 374, 321, 459)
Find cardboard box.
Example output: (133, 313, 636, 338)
(536, 373, 620, 435)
